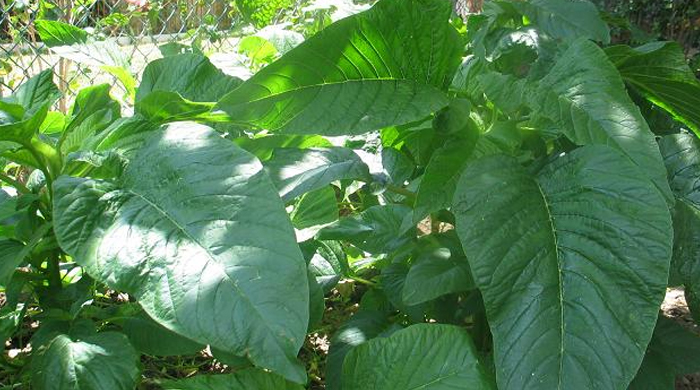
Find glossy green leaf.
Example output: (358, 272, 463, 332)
(36, 20, 88, 47)
(530, 38, 673, 203)
(137, 54, 242, 102)
(629, 316, 700, 390)
(659, 133, 700, 320)
(31, 332, 140, 390)
(158, 369, 305, 390)
(453, 145, 672, 390)
(607, 41, 700, 136)
(342, 323, 493, 389)
(512, 0, 610, 43)
(53, 123, 309, 383)
(403, 232, 475, 305)
(217, 0, 461, 135)
(265, 147, 370, 202)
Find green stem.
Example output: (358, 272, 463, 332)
(0, 172, 29, 194)
(349, 275, 376, 286)
(46, 252, 62, 292)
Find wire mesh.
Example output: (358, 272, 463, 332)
(0, 0, 239, 110)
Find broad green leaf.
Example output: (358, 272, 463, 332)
(61, 108, 118, 155)
(403, 232, 475, 305)
(53, 123, 309, 383)
(512, 0, 610, 43)
(530, 38, 673, 204)
(120, 310, 204, 356)
(414, 101, 480, 221)
(477, 72, 529, 115)
(607, 42, 700, 136)
(342, 323, 493, 389)
(265, 147, 370, 202)
(235, 134, 332, 161)
(629, 316, 700, 390)
(317, 204, 412, 254)
(217, 0, 461, 135)
(31, 332, 140, 390)
(326, 310, 398, 390)
(35, 20, 88, 47)
(137, 54, 242, 102)
(158, 369, 305, 390)
(40, 111, 66, 134)
(659, 133, 700, 320)
(453, 145, 672, 390)
(292, 186, 339, 230)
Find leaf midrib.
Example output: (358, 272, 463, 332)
(533, 179, 565, 390)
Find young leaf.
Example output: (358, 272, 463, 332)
(264, 147, 371, 202)
(137, 54, 242, 103)
(31, 332, 140, 390)
(530, 38, 673, 204)
(659, 133, 700, 320)
(511, 0, 610, 43)
(35, 20, 88, 47)
(607, 41, 700, 137)
(292, 186, 339, 230)
(402, 232, 475, 306)
(453, 145, 672, 390)
(53, 123, 309, 383)
(414, 101, 481, 221)
(158, 369, 305, 390)
(317, 204, 412, 254)
(217, 0, 461, 135)
(342, 323, 494, 389)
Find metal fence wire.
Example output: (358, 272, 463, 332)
(0, 0, 237, 110)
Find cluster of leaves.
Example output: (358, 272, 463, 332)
(2, 0, 700, 389)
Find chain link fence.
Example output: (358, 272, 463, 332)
(1, 0, 244, 110)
